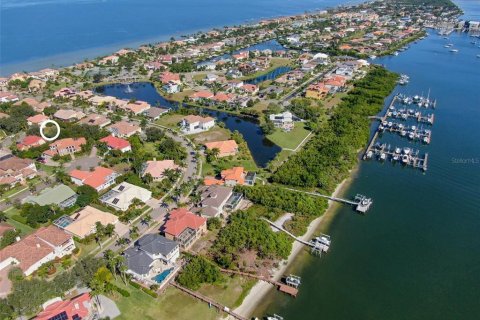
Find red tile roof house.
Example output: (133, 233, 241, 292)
(16, 135, 46, 151)
(0, 155, 38, 187)
(43, 137, 87, 159)
(241, 84, 259, 95)
(0, 92, 19, 103)
(53, 87, 76, 98)
(27, 114, 49, 126)
(99, 135, 132, 153)
(141, 160, 179, 181)
(204, 140, 239, 157)
(180, 115, 215, 134)
(54, 109, 86, 122)
(0, 225, 75, 276)
(108, 121, 141, 138)
(69, 166, 119, 192)
(159, 72, 181, 85)
(189, 91, 214, 101)
(163, 208, 207, 249)
(78, 113, 111, 128)
(34, 293, 93, 320)
(121, 100, 151, 115)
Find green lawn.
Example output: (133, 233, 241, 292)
(113, 275, 255, 320)
(155, 113, 185, 130)
(114, 284, 218, 320)
(266, 122, 311, 150)
(191, 127, 231, 144)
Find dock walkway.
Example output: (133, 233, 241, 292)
(171, 282, 248, 320)
(219, 269, 298, 297)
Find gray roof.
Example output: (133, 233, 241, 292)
(135, 234, 178, 257)
(145, 107, 169, 118)
(198, 185, 232, 208)
(24, 184, 77, 206)
(124, 247, 154, 276)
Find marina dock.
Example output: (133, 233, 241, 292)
(363, 94, 433, 171)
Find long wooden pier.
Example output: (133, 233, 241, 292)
(171, 282, 248, 320)
(283, 187, 372, 213)
(219, 269, 298, 297)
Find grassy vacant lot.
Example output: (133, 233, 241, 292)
(170, 89, 195, 102)
(155, 113, 185, 130)
(114, 275, 255, 320)
(190, 126, 231, 144)
(266, 122, 311, 150)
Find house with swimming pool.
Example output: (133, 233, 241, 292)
(123, 234, 179, 283)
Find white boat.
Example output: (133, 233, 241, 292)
(380, 152, 386, 161)
(449, 49, 459, 53)
(403, 147, 411, 155)
(408, 132, 415, 140)
(395, 147, 401, 154)
(366, 150, 373, 159)
(393, 51, 399, 56)
(423, 136, 430, 144)
(401, 130, 407, 136)
(393, 154, 400, 161)
(313, 234, 331, 247)
(402, 154, 410, 164)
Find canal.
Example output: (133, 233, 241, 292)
(94, 82, 281, 167)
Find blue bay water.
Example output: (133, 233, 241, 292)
(256, 1, 480, 319)
(0, 0, 360, 75)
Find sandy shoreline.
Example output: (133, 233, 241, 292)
(233, 176, 352, 318)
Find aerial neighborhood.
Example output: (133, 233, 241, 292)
(0, 0, 465, 319)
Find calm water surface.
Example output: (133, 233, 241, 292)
(257, 2, 480, 319)
(0, 0, 361, 75)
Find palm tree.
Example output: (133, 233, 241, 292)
(0, 211, 7, 223)
(103, 250, 117, 280)
(141, 214, 152, 226)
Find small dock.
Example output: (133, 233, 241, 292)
(219, 269, 299, 297)
(171, 282, 248, 320)
(262, 218, 333, 257)
(284, 187, 373, 213)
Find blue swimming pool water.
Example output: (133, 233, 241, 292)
(152, 268, 174, 283)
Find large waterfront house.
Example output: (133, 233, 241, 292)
(163, 208, 207, 249)
(204, 140, 239, 158)
(190, 185, 236, 218)
(124, 234, 179, 281)
(180, 115, 215, 134)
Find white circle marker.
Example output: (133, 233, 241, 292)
(39, 120, 61, 142)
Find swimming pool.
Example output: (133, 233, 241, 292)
(152, 268, 173, 283)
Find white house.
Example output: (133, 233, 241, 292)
(180, 115, 215, 134)
(100, 182, 152, 211)
(0, 226, 75, 276)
